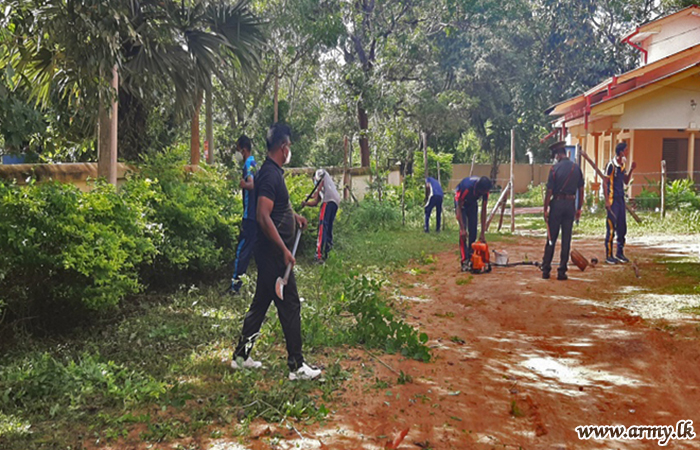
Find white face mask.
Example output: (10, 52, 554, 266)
(284, 146, 292, 165)
(234, 152, 243, 163)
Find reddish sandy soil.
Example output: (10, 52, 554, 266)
(95, 236, 700, 450)
(229, 236, 700, 450)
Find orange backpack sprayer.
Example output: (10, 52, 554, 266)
(470, 242, 492, 274)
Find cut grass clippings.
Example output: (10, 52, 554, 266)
(0, 223, 452, 449)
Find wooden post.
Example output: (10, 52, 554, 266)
(485, 181, 510, 232)
(510, 129, 515, 233)
(497, 198, 507, 232)
(348, 136, 353, 195)
(343, 135, 349, 201)
(401, 156, 407, 226)
(98, 64, 118, 186)
(469, 154, 476, 176)
(661, 159, 666, 218)
(422, 131, 428, 178)
(205, 86, 214, 164)
(273, 71, 279, 123)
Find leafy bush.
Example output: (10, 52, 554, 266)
(341, 276, 431, 362)
(516, 183, 545, 207)
(138, 154, 241, 283)
(412, 149, 453, 185)
(0, 179, 157, 325)
(343, 199, 401, 231)
(665, 178, 700, 211)
(635, 184, 660, 210)
(0, 352, 165, 415)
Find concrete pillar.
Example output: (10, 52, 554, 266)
(593, 133, 600, 181)
(689, 131, 696, 181)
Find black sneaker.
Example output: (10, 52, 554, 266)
(605, 256, 619, 265)
(557, 272, 568, 281)
(542, 271, 550, 279)
(616, 254, 630, 264)
(461, 262, 470, 272)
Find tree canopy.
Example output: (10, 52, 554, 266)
(0, 0, 686, 167)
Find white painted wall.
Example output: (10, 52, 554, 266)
(643, 14, 700, 63)
(616, 78, 700, 129)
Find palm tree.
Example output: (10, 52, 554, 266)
(127, 0, 265, 165)
(3, 0, 265, 181)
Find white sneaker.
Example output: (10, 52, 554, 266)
(230, 357, 262, 370)
(288, 363, 322, 381)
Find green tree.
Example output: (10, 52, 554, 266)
(2, 0, 265, 171)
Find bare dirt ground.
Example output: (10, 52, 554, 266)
(217, 235, 700, 450)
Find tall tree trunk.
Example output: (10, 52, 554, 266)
(98, 65, 118, 186)
(206, 86, 214, 164)
(273, 71, 279, 123)
(358, 102, 370, 167)
(190, 90, 203, 166)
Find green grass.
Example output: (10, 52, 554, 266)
(0, 283, 348, 448)
(575, 209, 700, 237)
(516, 209, 700, 238)
(0, 218, 453, 449)
(666, 261, 700, 295)
(332, 228, 454, 268)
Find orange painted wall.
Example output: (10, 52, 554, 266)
(630, 129, 692, 197)
(574, 129, 695, 198)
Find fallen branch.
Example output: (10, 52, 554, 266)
(363, 348, 400, 375)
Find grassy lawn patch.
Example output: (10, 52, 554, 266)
(0, 222, 449, 449)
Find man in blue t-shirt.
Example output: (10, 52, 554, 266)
(230, 135, 257, 293)
(424, 177, 443, 233)
(604, 142, 636, 264)
(454, 176, 491, 272)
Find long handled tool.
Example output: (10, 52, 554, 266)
(302, 175, 324, 206)
(579, 149, 642, 224)
(493, 261, 541, 268)
(275, 229, 302, 300)
(273, 174, 325, 300)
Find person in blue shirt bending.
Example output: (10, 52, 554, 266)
(454, 176, 492, 272)
(230, 135, 257, 293)
(424, 177, 443, 233)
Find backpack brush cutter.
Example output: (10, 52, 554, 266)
(469, 242, 492, 274)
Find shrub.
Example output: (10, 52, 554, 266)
(665, 178, 699, 211)
(344, 199, 401, 231)
(341, 276, 430, 361)
(137, 154, 241, 284)
(0, 179, 157, 326)
(635, 186, 660, 210)
(0, 352, 165, 414)
(516, 183, 545, 207)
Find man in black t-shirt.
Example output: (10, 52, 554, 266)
(541, 141, 584, 281)
(231, 123, 322, 381)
